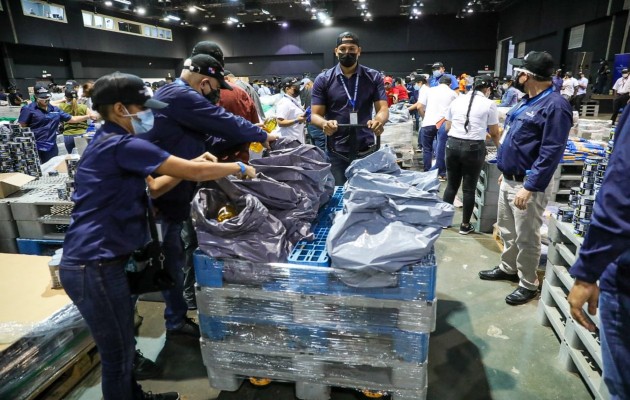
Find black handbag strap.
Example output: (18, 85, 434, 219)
(144, 187, 160, 242)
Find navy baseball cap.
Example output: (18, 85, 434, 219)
(191, 41, 225, 67)
(64, 88, 78, 99)
(336, 32, 360, 47)
(186, 54, 232, 90)
(34, 83, 51, 99)
(510, 51, 555, 78)
(91, 72, 168, 110)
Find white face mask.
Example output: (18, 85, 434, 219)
(624, 74, 629, 78)
(501, 84, 509, 90)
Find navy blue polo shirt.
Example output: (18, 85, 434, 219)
(497, 87, 572, 192)
(429, 73, 459, 90)
(311, 63, 387, 153)
(18, 102, 71, 151)
(570, 106, 630, 293)
(139, 78, 267, 222)
(61, 122, 170, 266)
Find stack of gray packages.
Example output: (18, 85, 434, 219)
(327, 146, 454, 287)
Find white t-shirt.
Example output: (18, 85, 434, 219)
(446, 91, 499, 141)
(576, 77, 588, 95)
(276, 94, 305, 142)
(561, 78, 576, 97)
(420, 84, 458, 127)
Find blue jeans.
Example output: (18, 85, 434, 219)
(160, 218, 189, 330)
(307, 124, 327, 154)
(64, 134, 83, 154)
(59, 261, 143, 400)
(328, 151, 350, 186)
(599, 289, 630, 399)
(38, 146, 59, 164)
(420, 125, 438, 172)
(432, 124, 448, 177)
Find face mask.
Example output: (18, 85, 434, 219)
(624, 74, 629, 78)
(202, 82, 221, 105)
(501, 84, 509, 90)
(291, 87, 301, 98)
(414, 84, 420, 90)
(338, 53, 358, 68)
(123, 108, 154, 134)
(513, 74, 527, 91)
(432, 70, 441, 78)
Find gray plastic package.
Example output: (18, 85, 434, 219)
(191, 189, 291, 265)
(269, 136, 301, 151)
(387, 103, 411, 123)
(345, 145, 401, 178)
(250, 153, 334, 210)
(269, 143, 328, 163)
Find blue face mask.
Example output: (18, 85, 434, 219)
(414, 84, 420, 90)
(124, 108, 154, 134)
(432, 70, 441, 78)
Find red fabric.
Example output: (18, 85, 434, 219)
(386, 88, 395, 107)
(393, 85, 409, 101)
(218, 85, 260, 123)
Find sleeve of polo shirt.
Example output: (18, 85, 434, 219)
(170, 91, 266, 144)
(54, 106, 73, 122)
(445, 103, 453, 121)
(418, 88, 429, 106)
(570, 119, 630, 282)
(523, 102, 572, 192)
(487, 102, 499, 125)
(17, 106, 32, 125)
(115, 136, 171, 176)
(275, 99, 291, 119)
(373, 75, 387, 102)
(311, 75, 327, 106)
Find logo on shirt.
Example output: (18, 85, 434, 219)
(525, 111, 536, 118)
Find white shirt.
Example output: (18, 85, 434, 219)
(276, 94, 305, 142)
(576, 77, 588, 95)
(420, 84, 458, 127)
(446, 91, 499, 141)
(561, 78, 576, 97)
(613, 76, 630, 94)
(258, 86, 271, 97)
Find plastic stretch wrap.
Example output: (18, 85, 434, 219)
(250, 153, 334, 211)
(380, 121, 414, 154)
(191, 189, 291, 266)
(0, 304, 90, 399)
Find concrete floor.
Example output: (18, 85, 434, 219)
(65, 195, 593, 400)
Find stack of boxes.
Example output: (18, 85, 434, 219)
(193, 187, 437, 400)
(0, 124, 42, 178)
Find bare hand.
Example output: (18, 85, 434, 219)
(513, 187, 532, 210)
(266, 133, 279, 143)
(295, 114, 306, 124)
(367, 119, 385, 136)
(322, 120, 338, 136)
(568, 280, 599, 332)
(193, 152, 218, 163)
(243, 165, 256, 179)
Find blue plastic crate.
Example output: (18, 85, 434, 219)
(287, 226, 330, 267)
(288, 247, 437, 301)
(198, 314, 429, 363)
(16, 238, 64, 256)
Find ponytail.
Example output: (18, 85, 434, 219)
(70, 98, 79, 115)
(464, 91, 476, 133)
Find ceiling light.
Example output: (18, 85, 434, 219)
(136, 7, 146, 14)
(201, 26, 208, 31)
(420, 2, 424, 5)
(166, 14, 180, 21)
(365, 12, 371, 17)
(323, 18, 332, 26)
(261, 8, 270, 14)
(467, 8, 473, 13)
(359, 0, 366, 2)
(188, 5, 196, 13)
(281, 21, 288, 27)
(104, 0, 112, 5)
(311, 15, 317, 20)
(228, 16, 238, 22)
(360, 4, 366, 9)
(113, 0, 131, 4)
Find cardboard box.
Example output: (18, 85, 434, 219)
(0, 173, 36, 199)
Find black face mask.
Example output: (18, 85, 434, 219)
(203, 84, 221, 105)
(290, 87, 301, 98)
(338, 53, 358, 68)
(513, 74, 527, 92)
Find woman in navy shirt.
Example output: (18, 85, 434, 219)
(59, 72, 254, 400)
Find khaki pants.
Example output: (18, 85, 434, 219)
(497, 179, 550, 291)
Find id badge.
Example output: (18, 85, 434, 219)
(349, 112, 358, 125)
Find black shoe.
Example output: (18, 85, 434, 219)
(459, 223, 475, 235)
(478, 266, 519, 282)
(505, 287, 538, 305)
(134, 350, 161, 380)
(186, 299, 197, 311)
(143, 391, 180, 400)
(166, 317, 200, 338)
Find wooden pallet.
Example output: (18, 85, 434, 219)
(31, 340, 100, 400)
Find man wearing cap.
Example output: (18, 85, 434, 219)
(138, 53, 274, 336)
(276, 77, 307, 143)
(479, 51, 573, 305)
(18, 83, 92, 163)
(384, 76, 395, 107)
(498, 76, 520, 107)
(225, 71, 266, 120)
(430, 62, 459, 90)
(8, 85, 24, 106)
(611, 67, 630, 124)
(311, 32, 388, 184)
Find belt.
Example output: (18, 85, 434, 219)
(503, 174, 526, 182)
(97, 254, 131, 267)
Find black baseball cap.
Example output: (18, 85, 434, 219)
(474, 75, 493, 87)
(191, 41, 225, 67)
(501, 75, 513, 82)
(186, 54, 232, 90)
(65, 80, 78, 87)
(622, 68, 629, 73)
(282, 77, 299, 88)
(336, 32, 360, 47)
(64, 88, 78, 99)
(91, 72, 168, 110)
(34, 83, 51, 99)
(432, 62, 444, 69)
(509, 51, 555, 78)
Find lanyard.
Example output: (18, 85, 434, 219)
(283, 93, 304, 111)
(339, 73, 359, 111)
(506, 87, 553, 127)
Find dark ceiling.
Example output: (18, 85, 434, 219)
(77, 0, 520, 29)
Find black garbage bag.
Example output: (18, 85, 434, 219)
(250, 153, 334, 210)
(191, 188, 291, 265)
(269, 136, 301, 151)
(209, 174, 316, 244)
